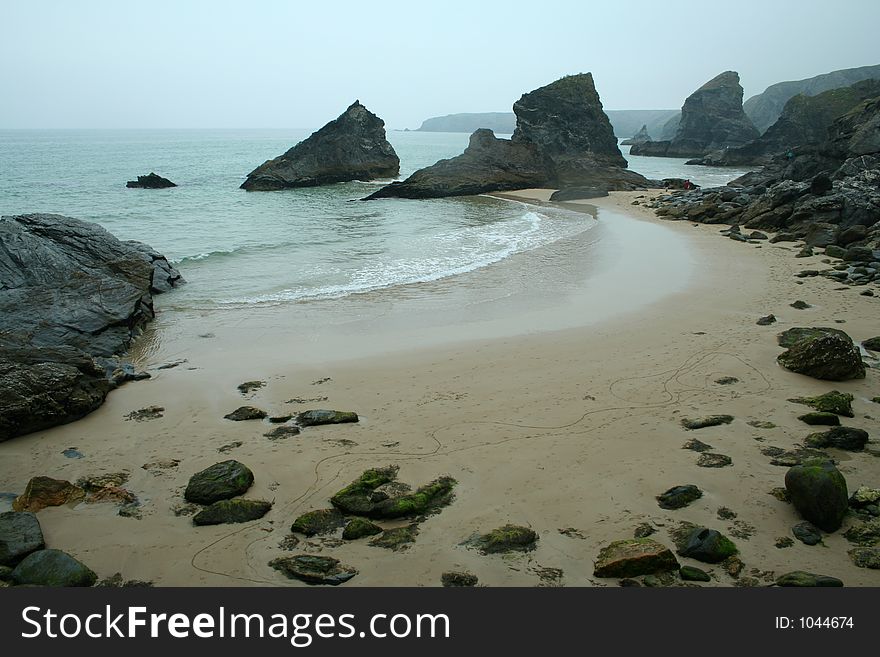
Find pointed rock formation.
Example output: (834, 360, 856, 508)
(631, 71, 759, 158)
(366, 74, 652, 200)
(621, 124, 652, 146)
(241, 101, 400, 191)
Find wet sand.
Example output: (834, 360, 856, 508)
(1, 189, 878, 586)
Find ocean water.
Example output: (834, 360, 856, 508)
(0, 129, 749, 310)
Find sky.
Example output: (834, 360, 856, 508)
(1, 0, 878, 130)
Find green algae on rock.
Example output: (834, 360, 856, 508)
(470, 524, 538, 555)
(184, 460, 254, 505)
(785, 459, 848, 532)
(192, 499, 272, 526)
(342, 517, 383, 540)
(330, 466, 456, 519)
(369, 524, 419, 551)
(291, 508, 345, 536)
(789, 391, 854, 417)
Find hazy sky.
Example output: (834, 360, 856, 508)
(2, 0, 878, 129)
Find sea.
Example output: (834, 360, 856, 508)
(0, 129, 750, 313)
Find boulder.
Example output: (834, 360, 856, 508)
(789, 391, 854, 417)
(223, 406, 267, 421)
(785, 459, 848, 532)
(776, 571, 843, 587)
(797, 412, 840, 426)
(441, 571, 479, 587)
(269, 555, 357, 585)
(126, 172, 176, 189)
(656, 485, 702, 510)
(777, 334, 865, 380)
(11, 549, 97, 587)
(0, 512, 45, 566)
(804, 427, 869, 451)
(470, 524, 538, 554)
(777, 327, 853, 348)
(0, 214, 182, 441)
(296, 409, 359, 427)
(342, 518, 382, 540)
(291, 509, 345, 536)
(192, 499, 272, 526)
(13, 477, 85, 512)
(183, 460, 254, 505)
(678, 528, 738, 563)
(369, 524, 419, 551)
(593, 538, 679, 577)
(792, 521, 823, 546)
(329, 466, 455, 519)
(241, 101, 399, 190)
(680, 565, 711, 582)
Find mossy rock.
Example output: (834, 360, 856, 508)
(223, 406, 267, 421)
(330, 466, 456, 519)
(803, 427, 868, 451)
(593, 538, 679, 578)
(0, 511, 45, 567)
(269, 555, 357, 585)
(680, 565, 711, 582)
(184, 460, 254, 504)
(789, 391, 854, 417)
(471, 524, 538, 554)
(656, 484, 702, 510)
(342, 517, 382, 540)
(797, 412, 840, 426)
(777, 327, 852, 348)
(777, 335, 866, 381)
(296, 409, 359, 427)
(748, 420, 777, 429)
(843, 518, 880, 547)
(784, 459, 848, 532)
(329, 466, 399, 515)
(369, 524, 419, 551)
(678, 528, 738, 563)
(776, 571, 843, 587)
(291, 508, 345, 536)
(697, 452, 732, 468)
(761, 446, 831, 467)
(441, 571, 478, 587)
(848, 547, 880, 569)
(11, 549, 97, 587)
(192, 499, 272, 526)
(681, 415, 734, 430)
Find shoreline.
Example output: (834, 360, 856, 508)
(1, 190, 878, 586)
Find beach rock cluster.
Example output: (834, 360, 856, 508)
(366, 73, 653, 199)
(183, 460, 272, 526)
(0, 214, 183, 441)
(241, 101, 399, 191)
(630, 71, 759, 158)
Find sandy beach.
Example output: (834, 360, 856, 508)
(1, 190, 877, 587)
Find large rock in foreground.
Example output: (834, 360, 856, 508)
(593, 538, 679, 577)
(0, 214, 183, 441)
(11, 549, 97, 587)
(631, 71, 759, 158)
(777, 334, 866, 381)
(366, 74, 653, 200)
(184, 461, 254, 505)
(0, 512, 45, 566)
(241, 101, 399, 191)
(785, 459, 848, 532)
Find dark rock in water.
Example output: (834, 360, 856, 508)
(776, 571, 843, 587)
(777, 334, 866, 380)
(296, 409, 358, 427)
(330, 466, 456, 519)
(657, 485, 702, 510)
(549, 187, 610, 201)
(269, 555, 357, 585)
(804, 426, 869, 451)
(241, 101, 399, 191)
(224, 406, 267, 421)
(680, 565, 711, 582)
(797, 412, 841, 426)
(367, 74, 652, 200)
(192, 499, 272, 526)
(862, 337, 880, 351)
(184, 460, 254, 505)
(291, 509, 345, 536)
(621, 124, 653, 146)
(785, 459, 848, 532)
(0, 512, 45, 566)
(792, 521, 823, 545)
(593, 538, 679, 577)
(678, 528, 738, 563)
(631, 71, 759, 158)
(470, 524, 538, 554)
(0, 214, 183, 442)
(11, 549, 97, 587)
(789, 391, 854, 417)
(441, 571, 479, 587)
(12, 477, 85, 512)
(681, 415, 734, 430)
(342, 517, 382, 541)
(756, 314, 777, 326)
(777, 327, 853, 348)
(697, 453, 733, 468)
(847, 547, 880, 569)
(126, 172, 176, 189)
(369, 524, 419, 551)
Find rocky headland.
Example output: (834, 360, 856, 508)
(241, 101, 399, 191)
(621, 124, 652, 146)
(630, 71, 759, 159)
(0, 213, 183, 441)
(366, 74, 654, 200)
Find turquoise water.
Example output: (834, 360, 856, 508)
(0, 129, 747, 310)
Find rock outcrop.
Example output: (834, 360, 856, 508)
(630, 71, 759, 158)
(241, 101, 399, 191)
(621, 124, 652, 146)
(0, 214, 183, 441)
(126, 173, 176, 189)
(366, 74, 653, 199)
